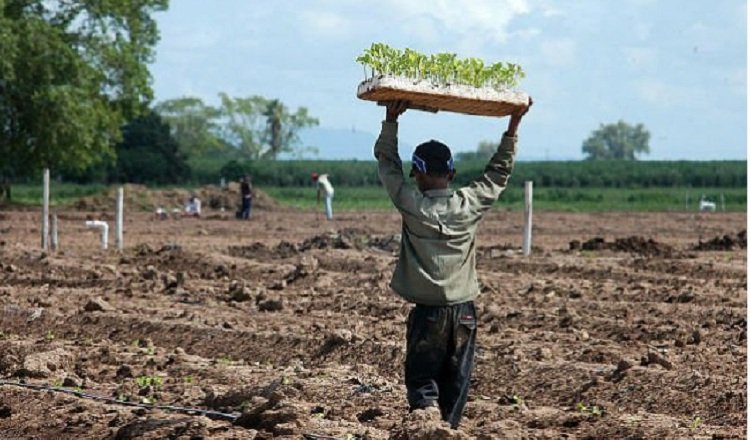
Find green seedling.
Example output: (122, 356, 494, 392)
(356, 43, 524, 90)
(577, 402, 603, 416)
(135, 375, 163, 388)
(184, 375, 195, 384)
(689, 416, 703, 430)
(217, 356, 233, 366)
(45, 330, 55, 341)
(511, 394, 525, 411)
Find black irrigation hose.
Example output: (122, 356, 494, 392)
(0, 379, 239, 422)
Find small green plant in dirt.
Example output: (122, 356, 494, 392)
(135, 375, 163, 388)
(216, 356, 233, 366)
(45, 330, 55, 342)
(184, 375, 195, 384)
(689, 416, 703, 430)
(511, 395, 526, 412)
(577, 402, 603, 416)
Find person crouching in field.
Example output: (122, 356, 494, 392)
(374, 99, 532, 429)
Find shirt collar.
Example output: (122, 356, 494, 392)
(423, 188, 453, 198)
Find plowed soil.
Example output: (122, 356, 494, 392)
(0, 208, 745, 439)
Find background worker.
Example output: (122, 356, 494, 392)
(239, 175, 253, 219)
(374, 98, 532, 429)
(183, 194, 201, 217)
(311, 172, 334, 220)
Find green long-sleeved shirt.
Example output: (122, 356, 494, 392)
(374, 121, 518, 305)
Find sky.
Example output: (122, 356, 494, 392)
(150, 0, 747, 161)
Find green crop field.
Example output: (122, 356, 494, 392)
(264, 185, 746, 212)
(6, 183, 745, 213)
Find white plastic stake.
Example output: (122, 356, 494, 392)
(51, 213, 58, 251)
(116, 186, 124, 250)
(42, 168, 49, 251)
(85, 220, 109, 250)
(522, 181, 533, 256)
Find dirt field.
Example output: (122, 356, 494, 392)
(0, 207, 746, 439)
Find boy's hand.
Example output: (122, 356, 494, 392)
(385, 100, 409, 123)
(506, 96, 533, 137)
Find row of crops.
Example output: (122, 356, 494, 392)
(218, 159, 746, 189)
(356, 43, 525, 90)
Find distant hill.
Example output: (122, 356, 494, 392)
(295, 126, 414, 160)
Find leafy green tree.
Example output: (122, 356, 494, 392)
(114, 110, 189, 184)
(154, 97, 226, 158)
(0, 0, 168, 184)
(218, 94, 319, 159)
(262, 99, 319, 159)
(582, 121, 651, 160)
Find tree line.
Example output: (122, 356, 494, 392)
(219, 159, 746, 189)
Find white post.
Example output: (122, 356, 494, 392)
(116, 186, 124, 250)
(42, 168, 49, 251)
(51, 213, 58, 252)
(522, 181, 533, 256)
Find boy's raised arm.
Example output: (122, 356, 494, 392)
(461, 98, 533, 213)
(374, 101, 412, 210)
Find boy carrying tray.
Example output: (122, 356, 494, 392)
(373, 98, 532, 429)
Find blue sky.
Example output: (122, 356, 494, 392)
(150, 0, 747, 160)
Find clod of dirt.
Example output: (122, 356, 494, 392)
(141, 265, 159, 280)
(693, 230, 747, 251)
(113, 417, 209, 440)
(19, 348, 74, 378)
(393, 407, 469, 440)
(227, 280, 253, 302)
(357, 407, 385, 422)
(257, 298, 283, 312)
(115, 364, 134, 379)
(572, 236, 676, 257)
(0, 405, 11, 418)
(83, 297, 115, 312)
(641, 350, 673, 370)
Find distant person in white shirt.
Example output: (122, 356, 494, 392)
(184, 194, 201, 217)
(311, 173, 334, 220)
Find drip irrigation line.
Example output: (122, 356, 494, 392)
(0, 379, 239, 422)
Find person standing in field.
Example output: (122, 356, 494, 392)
(374, 98, 532, 429)
(239, 175, 253, 219)
(311, 172, 334, 220)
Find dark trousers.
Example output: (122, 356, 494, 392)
(405, 301, 477, 429)
(240, 197, 252, 219)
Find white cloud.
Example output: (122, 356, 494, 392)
(539, 39, 576, 67)
(384, 0, 531, 44)
(299, 10, 352, 36)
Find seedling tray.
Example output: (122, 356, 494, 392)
(357, 76, 529, 117)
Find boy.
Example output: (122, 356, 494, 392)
(374, 99, 532, 429)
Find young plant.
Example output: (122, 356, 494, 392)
(356, 43, 525, 91)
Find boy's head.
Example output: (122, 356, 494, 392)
(410, 140, 456, 192)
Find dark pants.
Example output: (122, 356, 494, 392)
(240, 197, 252, 219)
(405, 301, 477, 429)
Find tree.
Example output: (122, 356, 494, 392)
(455, 139, 497, 161)
(582, 121, 651, 160)
(0, 0, 167, 181)
(261, 99, 319, 159)
(154, 97, 226, 158)
(113, 110, 189, 184)
(218, 94, 319, 159)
